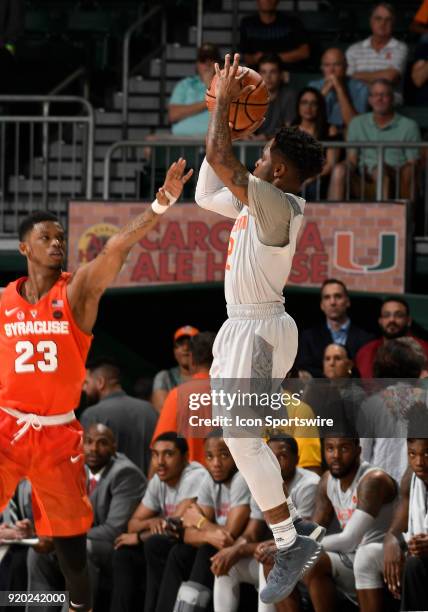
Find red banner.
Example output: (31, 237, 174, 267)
(67, 201, 407, 293)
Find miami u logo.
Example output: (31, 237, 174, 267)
(334, 232, 397, 273)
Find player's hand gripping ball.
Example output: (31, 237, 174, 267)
(206, 53, 269, 133)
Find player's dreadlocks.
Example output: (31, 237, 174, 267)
(271, 126, 325, 184)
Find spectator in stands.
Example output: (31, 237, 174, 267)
(384, 416, 428, 611)
(0, 0, 24, 94)
(133, 376, 153, 402)
(212, 435, 320, 611)
(142, 44, 219, 163)
(266, 435, 320, 519)
(147, 431, 251, 612)
(301, 437, 397, 612)
(309, 48, 369, 131)
(110, 432, 206, 612)
(27, 424, 146, 610)
(304, 344, 362, 439)
(411, 39, 428, 105)
(152, 325, 199, 412)
(292, 88, 333, 141)
(410, 0, 428, 35)
(251, 54, 296, 139)
(358, 337, 428, 485)
(296, 279, 374, 378)
(239, 0, 310, 70)
(355, 297, 428, 378)
(0, 479, 33, 605)
(323, 343, 354, 381)
(291, 88, 338, 200)
(80, 357, 158, 476)
(271, 369, 323, 474)
(168, 43, 220, 136)
(346, 2, 408, 98)
(152, 331, 216, 465)
(328, 79, 421, 201)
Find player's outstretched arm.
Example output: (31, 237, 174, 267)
(68, 158, 193, 333)
(206, 53, 262, 205)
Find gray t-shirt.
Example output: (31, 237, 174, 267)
(142, 462, 207, 517)
(358, 384, 412, 484)
(250, 467, 320, 520)
(197, 471, 251, 526)
(234, 175, 303, 248)
(152, 366, 182, 392)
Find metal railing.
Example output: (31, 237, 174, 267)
(0, 96, 94, 235)
(49, 66, 90, 100)
(121, 4, 167, 140)
(103, 140, 428, 231)
(196, 0, 204, 48)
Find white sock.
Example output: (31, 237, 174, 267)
(286, 496, 300, 523)
(270, 516, 297, 550)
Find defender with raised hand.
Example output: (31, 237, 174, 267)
(0, 158, 193, 612)
(195, 53, 325, 604)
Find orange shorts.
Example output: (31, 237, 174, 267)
(0, 411, 93, 537)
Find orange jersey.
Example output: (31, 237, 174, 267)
(0, 272, 92, 416)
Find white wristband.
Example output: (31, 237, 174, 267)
(151, 190, 178, 215)
(151, 199, 169, 215)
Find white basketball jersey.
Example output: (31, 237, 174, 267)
(327, 461, 396, 547)
(224, 194, 305, 306)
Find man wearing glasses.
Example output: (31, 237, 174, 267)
(345, 2, 407, 103)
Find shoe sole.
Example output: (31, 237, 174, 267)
(300, 542, 322, 578)
(260, 542, 322, 604)
(309, 525, 326, 543)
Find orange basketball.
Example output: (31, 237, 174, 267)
(206, 67, 269, 132)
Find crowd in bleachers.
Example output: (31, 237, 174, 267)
(3, 3, 428, 611)
(159, 0, 428, 203)
(2, 279, 428, 611)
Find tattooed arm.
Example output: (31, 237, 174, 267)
(67, 158, 193, 333)
(206, 53, 257, 205)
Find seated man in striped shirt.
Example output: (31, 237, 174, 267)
(346, 2, 408, 103)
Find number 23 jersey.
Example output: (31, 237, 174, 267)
(0, 272, 92, 416)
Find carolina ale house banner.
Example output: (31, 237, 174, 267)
(68, 201, 407, 293)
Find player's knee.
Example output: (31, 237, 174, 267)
(354, 544, 383, 590)
(354, 544, 373, 575)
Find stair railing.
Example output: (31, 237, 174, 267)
(122, 4, 167, 140)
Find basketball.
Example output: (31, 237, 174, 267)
(205, 67, 269, 132)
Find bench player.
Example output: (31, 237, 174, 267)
(0, 159, 192, 612)
(195, 53, 325, 604)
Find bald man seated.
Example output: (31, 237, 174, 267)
(309, 47, 369, 131)
(27, 424, 147, 610)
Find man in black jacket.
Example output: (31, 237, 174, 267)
(296, 279, 374, 377)
(80, 358, 158, 476)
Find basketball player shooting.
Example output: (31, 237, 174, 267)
(195, 53, 325, 604)
(0, 159, 192, 612)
